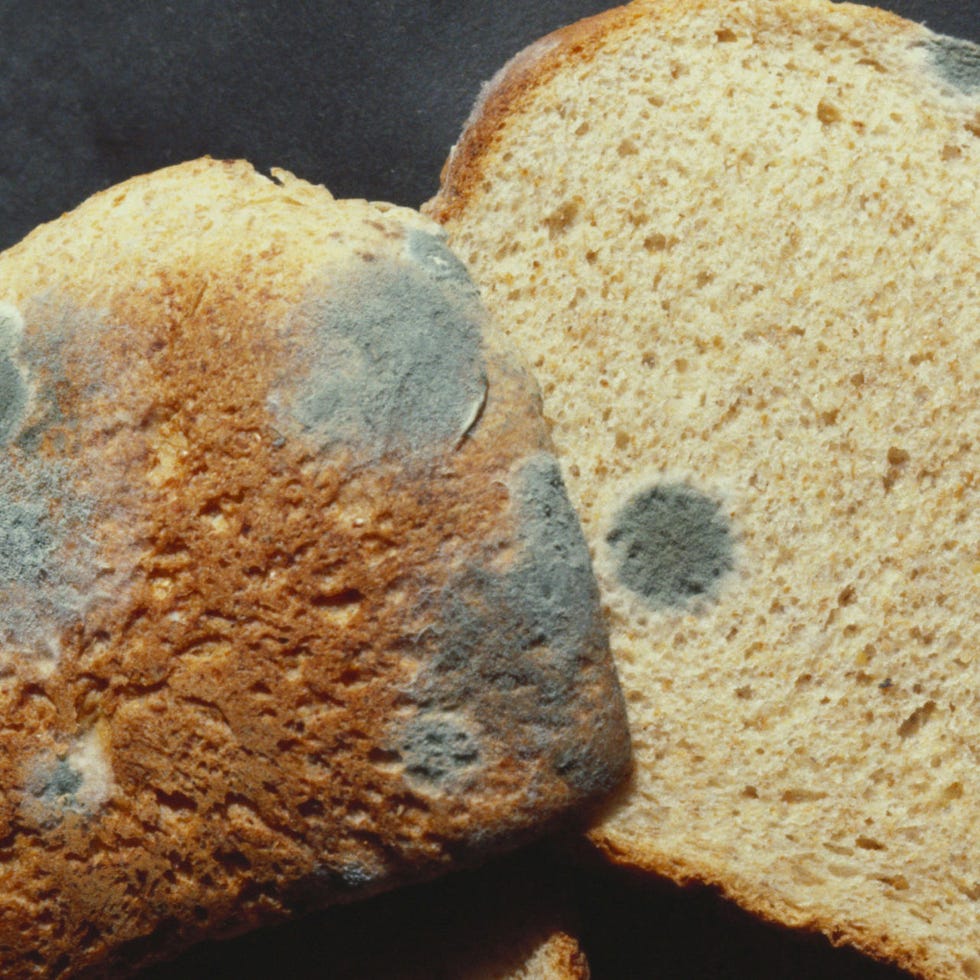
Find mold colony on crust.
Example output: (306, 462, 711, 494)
(272, 230, 487, 462)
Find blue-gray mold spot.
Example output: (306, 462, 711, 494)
(400, 713, 480, 787)
(0, 298, 133, 661)
(0, 460, 97, 653)
(8, 296, 112, 453)
(0, 304, 29, 444)
(507, 453, 604, 656)
(39, 758, 84, 804)
(336, 863, 377, 889)
(280, 249, 487, 460)
(606, 482, 734, 610)
(927, 37, 980, 95)
(22, 755, 86, 829)
(0, 496, 56, 588)
(419, 454, 604, 697)
(284, 862, 381, 912)
(0, 355, 28, 445)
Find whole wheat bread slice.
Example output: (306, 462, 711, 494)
(0, 157, 629, 977)
(425, 2, 980, 977)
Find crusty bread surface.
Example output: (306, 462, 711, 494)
(426, 2, 979, 978)
(0, 157, 630, 977)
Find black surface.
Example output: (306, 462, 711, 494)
(2, 1, 974, 977)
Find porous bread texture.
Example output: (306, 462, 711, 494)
(426, 2, 979, 978)
(0, 158, 629, 977)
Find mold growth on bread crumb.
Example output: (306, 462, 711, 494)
(273, 241, 487, 461)
(0, 463, 97, 669)
(926, 37, 980, 94)
(509, 452, 606, 659)
(606, 483, 734, 610)
(400, 711, 481, 789)
(0, 300, 134, 670)
(0, 355, 28, 444)
(22, 728, 114, 827)
(0, 303, 29, 444)
(0, 495, 54, 588)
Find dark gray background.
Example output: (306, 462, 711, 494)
(2, 1, 975, 977)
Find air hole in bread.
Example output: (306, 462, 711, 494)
(961, 955, 980, 979)
(154, 787, 199, 814)
(897, 700, 937, 738)
(543, 199, 581, 239)
(856, 56, 887, 73)
(311, 587, 363, 609)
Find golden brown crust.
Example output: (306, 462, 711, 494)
(0, 159, 630, 977)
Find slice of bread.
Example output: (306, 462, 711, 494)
(0, 158, 629, 977)
(425, 2, 979, 977)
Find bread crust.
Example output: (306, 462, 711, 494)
(0, 158, 630, 977)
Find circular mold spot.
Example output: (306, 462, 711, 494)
(606, 482, 734, 610)
(399, 712, 480, 789)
